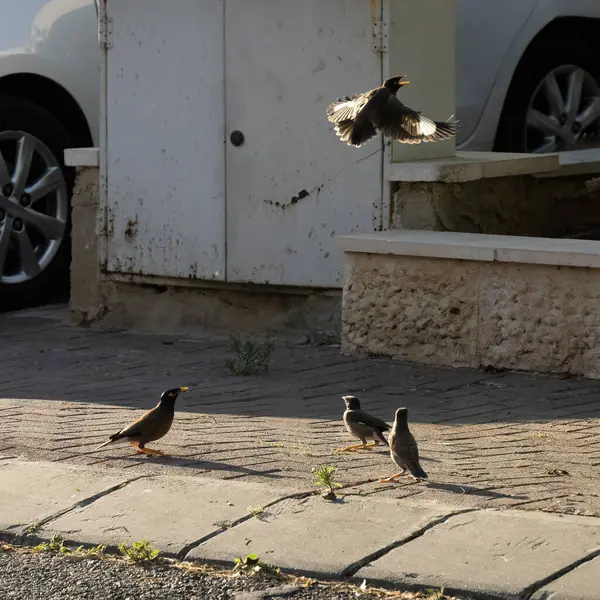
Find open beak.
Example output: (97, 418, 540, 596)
(179, 386, 189, 392)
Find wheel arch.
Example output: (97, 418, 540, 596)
(0, 73, 93, 150)
(493, 16, 600, 149)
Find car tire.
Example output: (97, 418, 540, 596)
(494, 38, 600, 153)
(0, 95, 74, 311)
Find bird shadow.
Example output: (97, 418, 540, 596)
(425, 481, 528, 500)
(420, 456, 442, 463)
(95, 454, 284, 480)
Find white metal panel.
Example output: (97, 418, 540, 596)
(104, 0, 225, 280)
(225, 0, 383, 288)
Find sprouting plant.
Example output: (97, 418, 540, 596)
(73, 544, 106, 557)
(314, 465, 342, 501)
(25, 521, 41, 535)
(32, 534, 70, 554)
(225, 334, 274, 375)
(233, 553, 280, 577)
(118, 539, 160, 562)
(247, 505, 264, 518)
(425, 584, 448, 599)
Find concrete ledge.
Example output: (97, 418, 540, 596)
(386, 148, 600, 183)
(338, 230, 600, 268)
(339, 230, 600, 378)
(535, 148, 600, 179)
(385, 150, 559, 183)
(64, 147, 99, 167)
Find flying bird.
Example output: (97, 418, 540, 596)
(335, 395, 391, 453)
(381, 407, 428, 482)
(95, 386, 188, 455)
(326, 75, 456, 148)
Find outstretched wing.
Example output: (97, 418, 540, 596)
(373, 95, 456, 144)
(326, 89, 376, 124)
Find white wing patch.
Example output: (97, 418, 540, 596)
(416, 116, 437, 137)
(333, 100, 353, 112)
(326, 95, 363, 123)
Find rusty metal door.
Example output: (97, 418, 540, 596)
(225, 0, 384, 287)
(102, 0, 226, 280)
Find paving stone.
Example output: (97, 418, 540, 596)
(0, 459, 125, 531)
(531, 555, 600, 600)
(2, 306, 600, 516)
(189, 495, 454, 576)
(357, 509, 600, 599)
(43, 475, 299, 554)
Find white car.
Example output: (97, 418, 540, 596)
(0, 0, 598, 309)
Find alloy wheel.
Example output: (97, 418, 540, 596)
(0, 131, 68, 284)
(525, 64, 600, 153)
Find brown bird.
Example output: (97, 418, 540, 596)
(326, 75, 456, 148)
(335, 395, 391, 453)
(380, 407, 428, 482)
(95, 386, 188, 455)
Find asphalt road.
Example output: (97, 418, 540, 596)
(0, 545, 454, 600)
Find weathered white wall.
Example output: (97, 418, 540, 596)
(225, 0, 383, 287)
(102, 0, 385, 288)
(104, 0, 226, 281)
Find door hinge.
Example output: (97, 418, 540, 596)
(372, 17, 388, 52)
(98, 14, 113, 49)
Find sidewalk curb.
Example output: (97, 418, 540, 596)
(0, 529, 510, 600)
(3, 458, 600, 600)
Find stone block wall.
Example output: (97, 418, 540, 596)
(391, 174, 599, 238)
(342, 252, 600, 378)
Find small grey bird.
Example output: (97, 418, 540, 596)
(335, 395, 391, 453)
(326, 74, 456, 148)
(381, 407, 427, 482)
(95, 386, 188, 455)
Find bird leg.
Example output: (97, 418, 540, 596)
(334, 443, 376, 453)
(135, 447, 166, 456)
(129, 442, 139, 448)
(379, 472, 405, 483)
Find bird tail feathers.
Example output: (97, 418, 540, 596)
(95, 432, 124, 451)
(407, 462, 428, 479)
(335, 118, 377, 148)
(373, 430, 389, 447)
(95, 439, 114, 450)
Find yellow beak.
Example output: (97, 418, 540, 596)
(179, 386, 189, 392)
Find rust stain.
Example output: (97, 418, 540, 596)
(124, 218, 138, 240)
(370, 0, 378, 39)
(265, 188, 312, 210)
(291, 189, 309, 205)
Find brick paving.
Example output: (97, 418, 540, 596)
(1, 305, 599, 516)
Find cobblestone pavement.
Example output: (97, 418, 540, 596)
(1, 306, 599, 516)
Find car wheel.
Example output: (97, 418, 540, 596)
(494, 41, 600, 153)
(0, 96, 74, 311)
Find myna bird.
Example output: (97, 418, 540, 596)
(335, 395, 391, 453)
(95, 386, 188, 455)
(326, 75, 456, 148)
(381, 407, 428, 482)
